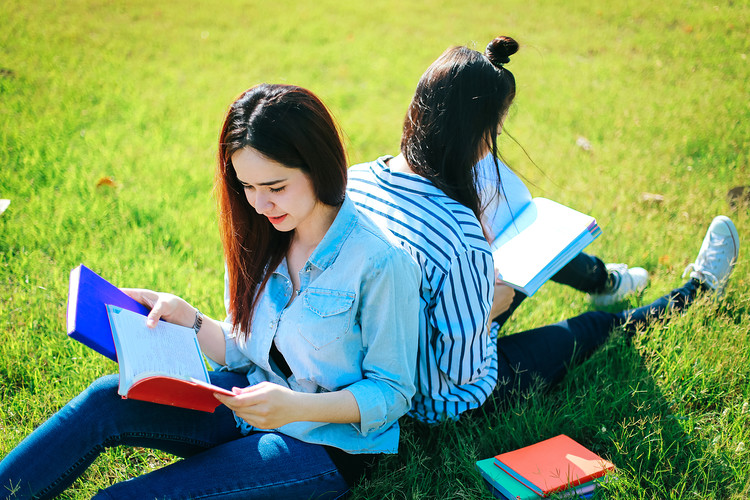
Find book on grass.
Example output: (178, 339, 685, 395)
(476, 457, 599, 500)
(477, 457, 541, 500)
(489, 197, 601, 297)
(493, 435, 615, 497)
(105, 304, 234, 412)
(67, 264, 151, 361)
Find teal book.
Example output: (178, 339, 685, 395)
(476, 458, 541, 500)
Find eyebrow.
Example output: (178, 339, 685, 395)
(237, 178, 287, 187)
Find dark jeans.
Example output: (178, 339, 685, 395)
(0, 372, 349, 500)
(493, 252, 608, 329)
(491, 279, 702, 400)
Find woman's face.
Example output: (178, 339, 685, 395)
(232, 147, 322, 234)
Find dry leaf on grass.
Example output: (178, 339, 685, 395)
(727, 185, 750, 210)
(96, 177, 118, 188)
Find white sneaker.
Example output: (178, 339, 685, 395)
(682, 215, 739, 295)
(590, 263, 649, 306)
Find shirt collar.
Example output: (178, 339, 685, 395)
(304, 195, 358, 272)
(373, 155, 450, 199)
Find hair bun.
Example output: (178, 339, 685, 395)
(485, 36, 519, 67)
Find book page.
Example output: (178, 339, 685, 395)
(477, 154, 533, 241)
(491, 198, 598, 293)
(106, 305, 209, 392)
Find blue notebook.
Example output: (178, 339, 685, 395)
(66, 264, 150, 361)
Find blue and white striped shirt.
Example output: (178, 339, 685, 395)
(347, 156, 498, 423)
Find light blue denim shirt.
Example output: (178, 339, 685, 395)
(207, 197, 420, 454)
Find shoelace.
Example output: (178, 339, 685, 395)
(683, 263, 719, 289)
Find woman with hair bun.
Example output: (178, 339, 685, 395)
(347, 36, 739, 424)
(0, 83, 421, 499)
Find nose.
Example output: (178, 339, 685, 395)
(252, 189, 273, 215)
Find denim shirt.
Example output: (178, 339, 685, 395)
(208, 197, 420, 454)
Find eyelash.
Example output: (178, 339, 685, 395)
(242, 185, 285, 193)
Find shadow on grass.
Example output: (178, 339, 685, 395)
(352, 324, 741, 499)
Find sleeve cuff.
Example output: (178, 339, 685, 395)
(206, 321, 253, 373)
(345, 380, 390, 436)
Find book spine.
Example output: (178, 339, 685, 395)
(494, 460, 543, 496)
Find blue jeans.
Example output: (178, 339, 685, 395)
(493, 252, 608, 328)
(492, 279, 702, 399)
(0, 372, 349, 500)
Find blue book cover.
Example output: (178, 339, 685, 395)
(66, 264, 150, 361)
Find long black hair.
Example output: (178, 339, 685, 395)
(400, 36, 518, 221)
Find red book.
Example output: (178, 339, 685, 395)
(494, 435, 615, 497)
(123, 375, 235, 413)
(106, 304, 235, 413)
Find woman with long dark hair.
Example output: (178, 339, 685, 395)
(0, 83, 420, 499)
(347, 36, 739, 424)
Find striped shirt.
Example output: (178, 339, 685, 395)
(347, 156, 498, 423)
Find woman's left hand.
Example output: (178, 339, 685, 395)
(490, 283, 515, 318)
(214, 382, 299, 429)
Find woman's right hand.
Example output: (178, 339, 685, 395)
(121, 288, 195, 329)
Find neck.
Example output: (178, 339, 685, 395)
(291, 202, 340, 254)
(386, 153, 416, 174)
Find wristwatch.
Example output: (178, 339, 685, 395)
(192, 308, 203, 334)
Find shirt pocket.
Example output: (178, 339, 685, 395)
(298, 288, 356, 350)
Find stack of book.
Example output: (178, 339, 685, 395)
(476, 435, 615, 499)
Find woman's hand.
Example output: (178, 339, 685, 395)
(490, 283, 515, 319)
(214, 382, 299, 429)
(121, 288, 195, 329)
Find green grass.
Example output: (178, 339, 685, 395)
(1, 0, 748, 498)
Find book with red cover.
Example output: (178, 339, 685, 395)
(493, 435, 615, 497)
(122, 375, 235, 412)
(67, 264, 151, 361)
(105, 304, 234, 413)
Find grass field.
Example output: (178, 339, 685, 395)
(1, 0, 748, 498)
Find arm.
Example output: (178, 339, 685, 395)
(121, 288, 227, 365)
(214, 382, 360, 429)
(490, 282, 516, 326)
(433, 249, 496, 386)
(344, 249, 420, 435)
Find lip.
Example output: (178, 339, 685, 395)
(267, 214, 288, 224)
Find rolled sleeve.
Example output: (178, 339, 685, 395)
(345, 380, 389, 436)
(205, 320, 254, 373)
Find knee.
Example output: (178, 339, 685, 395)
(66, 374, 121, 414)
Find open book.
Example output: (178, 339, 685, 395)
(477, 155, 600, 296)
(106, 305, 234, 412)
(490, 197, 601, 296)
